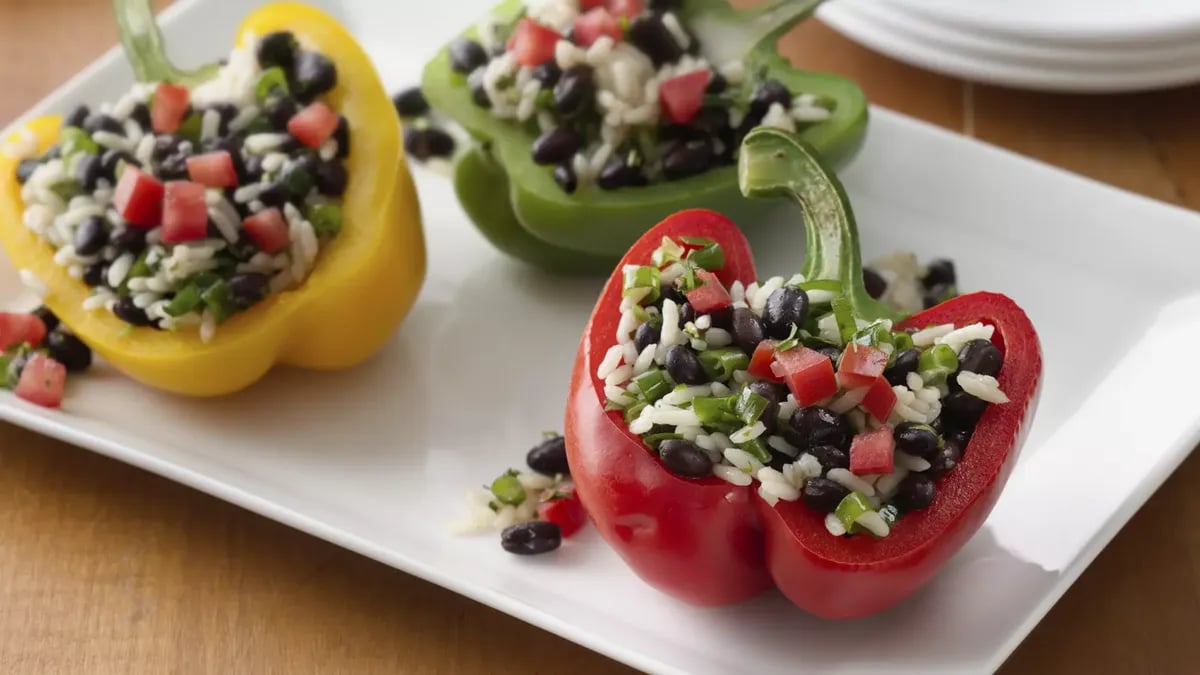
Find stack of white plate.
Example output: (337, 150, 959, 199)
(816, 0, 1200, 92)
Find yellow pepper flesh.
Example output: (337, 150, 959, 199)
(0, 3, 425, 397)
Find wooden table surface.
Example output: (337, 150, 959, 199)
(3, 1, 1200, 672)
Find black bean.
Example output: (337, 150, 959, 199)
(130, 103, 152, 130)
(392, 87, 429, 117)
(264, 94, 299, 130)
(257, 184, 288, 208)
(65, 104, 90, 128)
(730, 307, 764, 355)
(750, 79, 792, 117)
(863, 267, 886, 299)
(664, 345, 706, 385)
(893, 422, 940, 461)
(243, 155, 265, 183)
(527, 435, 571, 476)
(923, 282, 955, 309)
(662, 140, 713, 181)
(501, 521, 562, 555)
(706, 72, 727, 94)
(678, 302, 697, 327)
(228, 273, 270, 309)
(45, 331, 92, 373)
(818, 346, 842, 365)
(111, 227, 147, 255)
(82, 263, 107, 287)
(206, 137, 247, 178)
(206, 103, 238, 136)
(468, 68, 492, 108)
(449, 38, 489, 75)
(152, 134, 184, 162)
(533, 62, 562, 87)
(31, 306, 59, 332)
(73, 215, 108, 256)
(893, 474, 936, 512)
(280, 155, 317, 200)
(957, 339, 1003, 378)
(747, 381, 785, 404)
(531, 128, 582, 166)
(157, 152, 189, 180)
(332, 117, 350, 158)
(628, 15, 684, 66)
(112, 298, 153, 327)
(929, 436, 964, 477)
(946, 427, 971, 448)
(43, 146, 61, 161)
(707, 307, 733, 331)
(649, 0, 683, 9)
(598, 159, 644, 191)
(747, 381, 783, 433)
(634, 322, 659, 354)
(803, 477, 850, 513)
(763, 286, 809, 340)
(99, 149, 136, 180)
(83, 114, 123, 135)
(553, 163, 578, 194)
(884, 348, 921, 387)
(403, 127, 456, 161)
(16, 159, 39, 184)
(292, 51, 338, 102)
(923, 258, 956, 288)
(74, 154, 103, 191)
(314, 160, 348, 197)
(257, 31, 297, 70)
(657, 285, 686, 310)
(659, 439, 713, 478)
(942, 390, 988, 430)
(787, 407, 850, 450)
(553, 66, 594, 118)
(808, 444, 850, 471)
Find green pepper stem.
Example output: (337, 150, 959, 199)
(737, 127, 903, 323)
(688, 0, 824, 67)
(114, 0, 218, 85)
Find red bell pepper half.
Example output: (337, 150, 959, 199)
(564, 128, 1043, 618)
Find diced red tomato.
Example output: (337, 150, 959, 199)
(161, 181, 208, 244)
(849, 427, 895, 475)
(573, 8, 623, 47)
(837, 344, 890, 389)
(684, 270, 732, 313)
(772, 346, 838, 406)
(862, 376, 898, 424)
(112, 167, 165, 229)
(507, 18, 561, 67)
(659, 70, 711, 125)
(287, 102, 341, 149)
(605, 0, 645, 19)
(186, 151, 239, 188)
(14, 354, 65, 409)
(748, 340, 783, 382)
(538, 490, 587, 538)
(0, 312, 47, 351)
(151, 82, 190, 134)
(242, 208, 290, 254)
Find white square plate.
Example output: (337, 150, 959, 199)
(5, 1, 1200, 673)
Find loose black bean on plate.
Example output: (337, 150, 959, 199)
(659, 439, 713, 478)
(449, 38, 489, 75)
(73, 215, 108, 256)
(292, 51, 338, 102)
(31, 306, 59, 332)
(957, 338, 1003, 378)
(553, 163, 578, 194)
(749, 79, 792, 117)
(501, 521, 562, 555)
(664, 344, 707, 385)
(45, 331, 92, 373)
(884, 348, 920, 387)
(863, 267, 887, 299)
(893, 422, 940, 460)
(802, 477, 850, 513)
(392, 87, 429, 118)
(64, 104, 90, 129)
(787, 406, 850, 450)
(553, 66, 595, 118)
(531, 127, 582, 166)
(527, 434, 570, 476)
(763, 286, 809, 340)
(628, 15, 684, 66)
(730, 307, 764, 356)
(893, 474, 936, 512)
(403, 127, 456, 161)
(808, 444, 850, 471)
(257, 31, 298, 71)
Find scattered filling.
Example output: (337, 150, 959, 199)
(10, 31, 350, 341)
(392, 87, 459, 169)
(0, 306, 94, 408)
(599, 237, 1007, 538)
(455, 433, 586, 555)
(436, 0, 832, 192)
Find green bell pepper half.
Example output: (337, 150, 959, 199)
(422, 0, 868, 272)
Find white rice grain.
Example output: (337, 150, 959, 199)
(107, 253, 135, 288)
(895, 450, 932, 473)
(912, 323, 955, 347)
(652, 407, 701, 427)
(937, 323, 996, 354)
(244, 133, 291, 154)
(605, 364, 633, 386)
(662, 12, 691, 49)
(855, 510, 890, 537)
(730, 422, 766, 444)
(633, 344, 657, 375)
(957, 371, 1010, 404)
(714, 463, 752, 486)
(827, 468, 876, 497)
(723, 447, 763, 473)
(875, 466, 911, 499)
(825, 512, 847, 536)
(199, 310, 216, 344)
(705, 327, 733, 348)
(767, 435, 799, 458)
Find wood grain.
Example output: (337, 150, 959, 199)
(3, 1, 1200, 672)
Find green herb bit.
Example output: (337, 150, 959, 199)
(244, 117, 274, 136)
(177, 111, 203, 143)
(831, 296, 857, 345)
(623, 265, 662, 304)
(918, 344, 959, 385)
(307, 202, 343, 237)
(59, 126, 98, 159)
(834, 491, 874, 534)
(853, 320, 894, 352)
(255, 66, 291, 103)
(687, 241, 725, 272)
(49, 179, 83, 203)
(698, 348, 749, 382)
(738, 437, 772, 464)
(125, 251, 152, 285)
(200, 279, 235, 323)
(644, 432, 684, 447)
(490, 469, 526, 507)
(734, 388, 769, 425)
(892, 331, 915, 353)
(775, 324, 801, 352)
(632, 369, 671, 403)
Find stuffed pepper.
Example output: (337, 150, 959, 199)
(565, 127, 1042, 618)
(0, 0, 425, 398)
(420, 0, 867, 272)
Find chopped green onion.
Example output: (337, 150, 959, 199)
(652, 237, 685, 267)
(164, 283, 203, 317)
(307, 203, 343, 237)
(623, 265, 661, 304)
(255, 66, 291, 103)
(739, 437, 772, 464)
(244, 117, 274, 135)
(279, 160, 315, 199)
(835, 491, 874, 533)
(734, 388, 769, 425)
(831, 297, 857, 345)
(535, 88, 554, 109)
(0, 354, 11, 389)
(688, 242, 724, 272)
(692, 395, 736, 428)
(490, 469, 526, 506)
(633, 369, 671, 403)
(698, 348, 749, 382)
(59, 127, 98, 159)
(893, 331, 915, 353)
(127, 251, 152, 281)
(200, 279, 235, 323)
(918, 344, 959, 385)
(177, 111, 203, 143)
(678, 264, 699, 292)
(631, 304, 650, 323)
(775, 324, 801, 352)
(49, 179, 82, 203)
(644, 432, 684, 447)
(623, 401, 647, 424)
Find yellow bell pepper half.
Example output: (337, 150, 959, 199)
(0, 3, 425, 397)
